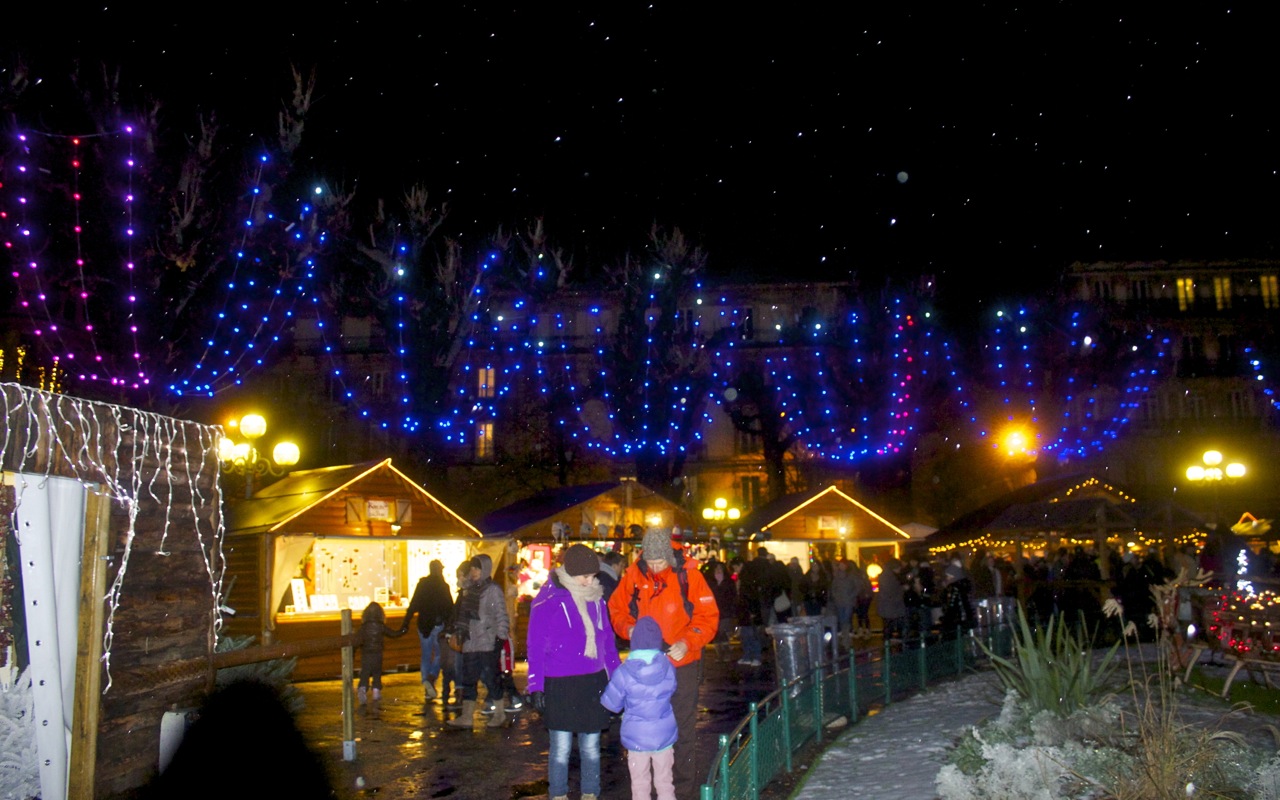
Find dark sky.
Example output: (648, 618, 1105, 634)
(4, 3, 1278, 293)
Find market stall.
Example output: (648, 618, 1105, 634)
(222, 458, 502, 680)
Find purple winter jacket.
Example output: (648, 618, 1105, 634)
(525, 571, 621, 693)
(599, 650, 678, 752)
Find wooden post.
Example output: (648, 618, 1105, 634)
(67, 488, 112, 800)
(341, 609, 356, 760)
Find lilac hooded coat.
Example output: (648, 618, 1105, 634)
(525, 571, 621, 693)
(599, 649, 678, 752)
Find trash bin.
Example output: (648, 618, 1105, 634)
(790, 614, 837, 670)
(771, 622, 812, 696)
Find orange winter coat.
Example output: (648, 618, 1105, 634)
(608, 553, 719, 668)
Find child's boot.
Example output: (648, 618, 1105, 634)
(357, 686, 367, 706)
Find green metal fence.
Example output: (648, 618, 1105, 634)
(699, 625, 1015, 800)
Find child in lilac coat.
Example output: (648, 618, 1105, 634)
(600, 616, 678, 800)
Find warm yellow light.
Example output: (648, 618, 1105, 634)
(218, 437, 237, 462)
(240, 414, 267, 440)
(702, 508, 715, 520)
(1203, 450, 1223, 467)
(273, 441, 300, 466)
(1003, 428, 1028, 455)
(714, 497, 728, 510)
(1187, 466, 1206, 481)
(1227, 462, 1246, 479)
(728, 508, 741, 520)
(232, 442, 252, 461)
(865, 563, 883, 581)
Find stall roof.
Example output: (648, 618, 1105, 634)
(475, 481, 695, 540)
(736, 484, 910, 541)
(225, 458, 482, 537)
(925, 473, 1203, 551)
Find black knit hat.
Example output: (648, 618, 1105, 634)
(563, 544, 600, 576)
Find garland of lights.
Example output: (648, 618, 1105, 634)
(0, 383, 225, 692)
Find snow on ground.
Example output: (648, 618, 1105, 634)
(795, 670, 1007, 800)
(792, 653, 1280, 800)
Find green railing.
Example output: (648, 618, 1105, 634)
(699, 625, 1015, 800)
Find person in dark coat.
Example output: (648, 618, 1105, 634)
(526, 544, 621, 800)
(706, 559, 738, 661)
(355, 601, 402, 707)
(875, 559, 908, 640)
(600, 616, 678, 800)
(398, 559, 454, 702)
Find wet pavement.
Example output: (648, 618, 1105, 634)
(292, 642, 787, 800)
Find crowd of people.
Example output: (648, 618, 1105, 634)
(346, 532, 1267, 799)
(376, 531, 718, 800)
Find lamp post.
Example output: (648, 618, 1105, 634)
(702, 497, 741, 524)
(219, 413, 301, 499)
(1185, 449, 1246, 529)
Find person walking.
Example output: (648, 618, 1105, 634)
(706, 559, 738, 661)
(829, 560, 857, 646)
(526, 544, 621, 800)
(852, 561, 874, 638)
(876, 558, 908, 640)
(354, 601, 402, 709)
(398, 559, 454, 702)
(600, 616, 678, 800)
(448, 554, 511, 729)
(609, 530, 719, 800)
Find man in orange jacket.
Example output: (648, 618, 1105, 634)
(608, 529, 719, 799)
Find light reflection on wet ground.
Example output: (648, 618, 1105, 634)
(292, 648, 787, 799)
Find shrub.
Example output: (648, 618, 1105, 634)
(981, 603, 1120, 717)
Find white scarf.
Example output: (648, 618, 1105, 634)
(557, 566, 603, 659)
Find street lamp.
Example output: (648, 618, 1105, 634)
(1185, 449, 1246, 528)
(220, 413, 301, 499)
(702, 497, 741, 523)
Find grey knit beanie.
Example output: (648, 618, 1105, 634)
(640, 529, 675, 565)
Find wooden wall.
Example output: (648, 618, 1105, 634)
(0, 385, 223, 799)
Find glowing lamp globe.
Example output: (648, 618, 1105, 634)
(273, 441, 301, 467)
(239, 414, 267, 440)
(218, 437, 237, 462)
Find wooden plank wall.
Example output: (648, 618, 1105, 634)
(0, 385, 223, 799)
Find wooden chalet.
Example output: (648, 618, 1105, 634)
(733, 484, 912, 567)
(0, 383, 223, 799)
(924, 473, 1206, 563)
(222, 458, 502, 681)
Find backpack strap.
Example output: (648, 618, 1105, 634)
(629, 554, 694, 622)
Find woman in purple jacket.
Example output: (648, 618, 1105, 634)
(525, 544, 621, 800)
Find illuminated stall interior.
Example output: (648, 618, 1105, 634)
(223, 458, 499, 680)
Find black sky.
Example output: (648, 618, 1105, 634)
(4, 3, 1278, 294)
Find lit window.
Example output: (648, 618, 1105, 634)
(478, 366, 495, 398)
(1176, 277, 1195, 311)
(1263, 275, 1279, 309)
(1213, 276, 1231, 310)
(475, 422, 494, 460)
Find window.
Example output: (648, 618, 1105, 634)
(1176, 277, 1195, 311)
(1092, 280, 1113, 301)
(475, 422, 494, 460)
(477, 366, 495, 398)
(1229, 389, 1253, 419)
(1182, 393, 1207, 420)
(1213, 276, 1232, 310)
(734, 428, 762, 455)
(1130, 279, 1151, 301)
(1263, 275, 1280, 309)
(1137, 393, 1160, 422)
(738, 475, 762, 510)
(735, 308, 755, 341)
(370, 371, 387, 399)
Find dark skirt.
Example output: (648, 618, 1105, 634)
(542, 670, 611, 732)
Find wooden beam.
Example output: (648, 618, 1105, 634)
(68, 488, 111, 800)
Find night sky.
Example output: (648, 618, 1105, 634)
(4, 3, 1278, 294)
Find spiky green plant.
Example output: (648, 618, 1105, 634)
(979, 603, 1120, 717)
